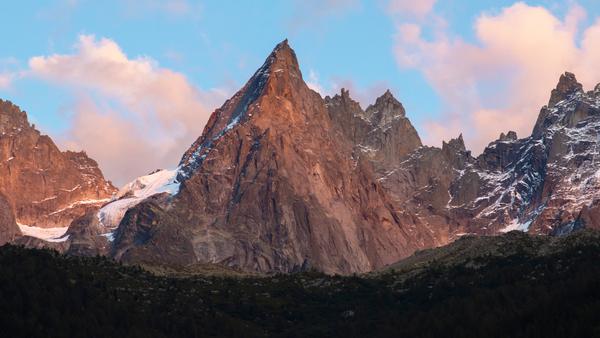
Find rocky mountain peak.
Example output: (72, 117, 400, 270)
(365, 89, 406, 126)
(267, 39, 300, 75)
(0, 99, 31, 135)
(178, 39, 306, 179)
(443, 134, 466, 153)
(0, 100, 116, 229)
(548, 72, 583, 107)
(498, 131, 518, 142)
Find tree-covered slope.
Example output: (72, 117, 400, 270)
(0, 230, 599, 337)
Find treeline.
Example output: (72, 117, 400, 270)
(0, 242, 598, 337)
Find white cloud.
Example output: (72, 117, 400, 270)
(391, 2, 600, 153)
(29, 35, 227, 185)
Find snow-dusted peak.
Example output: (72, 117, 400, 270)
(177, 39, 303, 180)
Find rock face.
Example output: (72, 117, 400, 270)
(0, 192, 20, 244)
(389, 72, 600, 237)
(0, 99, 116, 229)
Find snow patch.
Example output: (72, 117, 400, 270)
(17, 223, 70, 242)
(98, 168, 180, 229)
(500, 219, 532, 233)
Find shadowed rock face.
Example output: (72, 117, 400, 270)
(0, 99, 117, 228)
(0, 193, 20, 244)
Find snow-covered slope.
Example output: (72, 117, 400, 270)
(97, 169, 180, 233)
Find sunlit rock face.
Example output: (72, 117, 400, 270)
(0, 99, 116, 231)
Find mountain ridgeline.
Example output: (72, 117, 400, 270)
(2, 40, 600, 274)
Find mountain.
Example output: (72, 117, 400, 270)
(0, 99, 116, 240)
(107, 40, 438, 274)
(74, 41, 600, 274)
(4, 40, 600, 275)
(394, 71, 600, 237)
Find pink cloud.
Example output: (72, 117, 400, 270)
(29, 35, 227, 185)
(0, 73, 12, 89)
(305, 69, 392, 108)
(392, 2, 600, 153)
(388, 0, 436, 19)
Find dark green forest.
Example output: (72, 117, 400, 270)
(0, 233, 599, 338)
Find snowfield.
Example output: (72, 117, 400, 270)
(97, 169, 180, 233)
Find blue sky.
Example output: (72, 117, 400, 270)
(1, 1, 600, 184)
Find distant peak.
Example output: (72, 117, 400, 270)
(443, 133, 466, 152)
(498, 131, 518, 141)
(548, 72, 583, 107)
(274, 38, 289, 50)
(365, 90, 406, 123)
(341, 88, 350, 99)
(0, 99, 30, 131)
(262, 38, 300, 75)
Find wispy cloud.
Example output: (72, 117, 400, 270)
(28, 34, 227, 185)
(305, 69, 391, 107)
(289, 0, 361, 33)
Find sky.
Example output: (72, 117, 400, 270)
(1, 0, 600, 185)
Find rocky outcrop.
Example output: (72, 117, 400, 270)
(326, 88, 422, 170)
(0, 99, 116, 228)
(0, 193, 20, 245)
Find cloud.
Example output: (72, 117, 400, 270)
(29, 35, 226, 185)
(0, 73, 11, 89)
(289, 0, 361, 32)
(391, 2, 600, 153)
(304, 69, 391, 107)
(388, 0, 436, 19)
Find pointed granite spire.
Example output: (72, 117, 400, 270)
(548, 72, 583, 107)
(365, 89, 406, 126)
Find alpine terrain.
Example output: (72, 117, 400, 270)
(2, 41, 600, 275)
